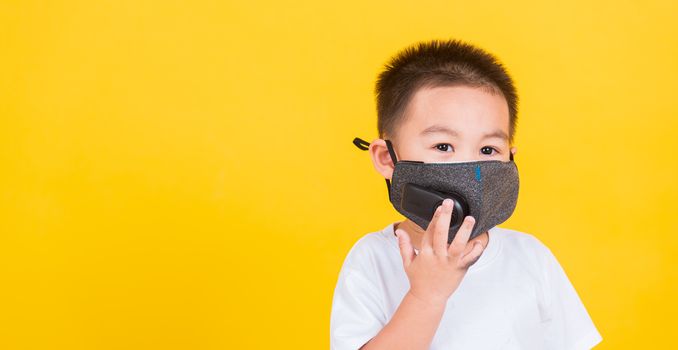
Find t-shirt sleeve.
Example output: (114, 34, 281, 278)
(330, 257, 387, 350)
(539, 244, 603, 349)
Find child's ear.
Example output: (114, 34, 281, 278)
(368, 139, 395, 180)
(510, 146, 517, 157)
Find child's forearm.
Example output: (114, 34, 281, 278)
(360, 290, 447, 350)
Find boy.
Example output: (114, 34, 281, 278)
(330, 39, 602, 349)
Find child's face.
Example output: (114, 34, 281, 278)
(370, 85, 517, 179)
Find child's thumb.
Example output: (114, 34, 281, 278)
(395, 229, 414, 268)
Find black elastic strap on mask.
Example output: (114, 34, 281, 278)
(352, 137, 398, 197)
(352, 137, 370, 150)
(384, 139, 399, 164)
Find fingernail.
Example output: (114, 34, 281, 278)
(443, 198, 452, 208)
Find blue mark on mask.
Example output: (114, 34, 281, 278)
(475, 165, 482, 181)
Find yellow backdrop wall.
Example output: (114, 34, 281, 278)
(1, 0, 676, 348)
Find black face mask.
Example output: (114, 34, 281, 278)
(353, 137, 520, 243)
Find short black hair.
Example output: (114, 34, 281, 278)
(375, 39, 519, 144)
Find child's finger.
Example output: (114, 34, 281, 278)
(432, 199, 454, 256)
(448, 216, 476, 255)
(421, 205, 441, 252)
(395, 229, 414, 268)
(460, 240, 484, 268)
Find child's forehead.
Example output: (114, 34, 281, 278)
(405, 85, 509, 118)
(397, 85, 510, 139)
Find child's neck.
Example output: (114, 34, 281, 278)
(394, 219, 489, 252)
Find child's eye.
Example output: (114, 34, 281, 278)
(435, 143, 453, 152)
(480, 146, 498, 155)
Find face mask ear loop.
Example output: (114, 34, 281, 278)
(510, 151, 515, 161)
(383, 139, 399, 199)
(384, 139, 399, 165)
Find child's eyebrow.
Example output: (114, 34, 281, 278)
(420, 125, 458, 136)
(483, 130, 509, 140)
(420, 125, 508, 141)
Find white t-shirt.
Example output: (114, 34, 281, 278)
(330, 222, 603, 350)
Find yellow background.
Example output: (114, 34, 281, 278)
(1, 0, 676, 348)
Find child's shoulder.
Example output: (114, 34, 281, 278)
(340, 223, 397, 271)
(492, 226, 555, 265)
(493, 226, 545, 248)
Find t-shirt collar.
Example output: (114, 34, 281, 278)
(384, 221, 501, 271)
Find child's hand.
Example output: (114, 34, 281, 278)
(395, 198, 485, 306)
